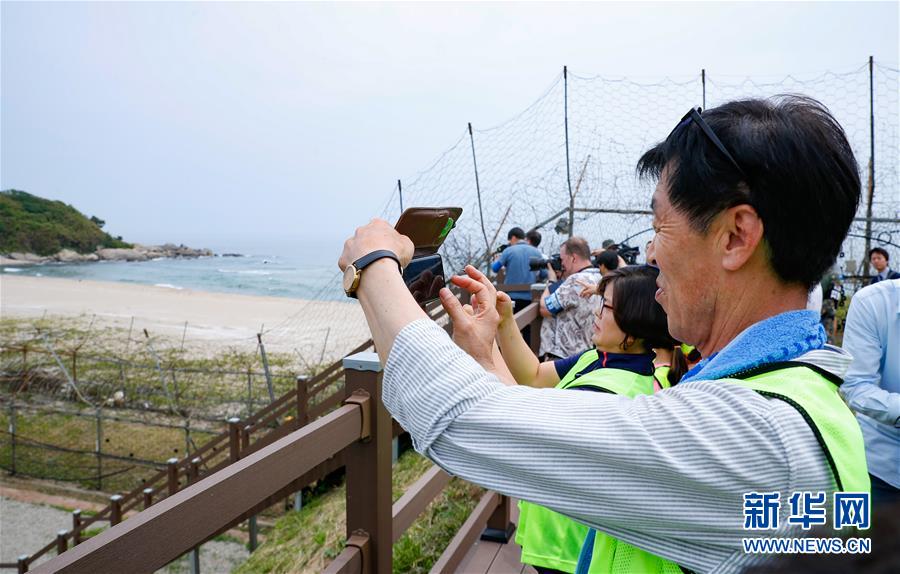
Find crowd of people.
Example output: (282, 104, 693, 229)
(338, 96, 897, 572)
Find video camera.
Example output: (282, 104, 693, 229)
(529, 254, 563, 273)
(495, 243, 509, 255)
(617, 243, 640, 265)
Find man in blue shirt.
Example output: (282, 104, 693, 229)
(491, 227, 544, 312)
(841, 278, 900, 504)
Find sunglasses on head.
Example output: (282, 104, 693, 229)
(670, 107, 748, 179)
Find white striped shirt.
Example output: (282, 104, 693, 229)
(383, 319, 847, 573)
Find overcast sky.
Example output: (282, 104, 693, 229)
(2, 1, 897, 256)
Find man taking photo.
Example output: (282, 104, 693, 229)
(338, 96, 869, 572)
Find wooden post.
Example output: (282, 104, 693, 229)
(72, 510, 82, 546)
(143, 487, 154, 510)
(56, 530, 68, 554)
(17, 555, 28, 573)
(167, 458, 180, 496)
(227, 417, 241, 463)
(109, 494, 124, 526)
(480, 494, 515, 543)
(241, 426, 251, 451)
(296, 376, 309, 426)
(530, 284, 545, 356)
(189, 457, 201, 483)
(342, 352, 391, 573)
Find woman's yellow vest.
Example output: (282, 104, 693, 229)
(518, 359, 870, 574)
(516, 350, 655, 573)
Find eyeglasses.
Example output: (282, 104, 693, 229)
(669, 107, 748, 179)
(597, 297, 614, 318)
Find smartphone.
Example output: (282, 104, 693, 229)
(402, 254, 445, 305)
(394, 207, 460, 306)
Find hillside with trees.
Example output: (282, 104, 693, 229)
(0, 189, 132, 256)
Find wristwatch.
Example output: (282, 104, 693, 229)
(343, 250, 402, 298)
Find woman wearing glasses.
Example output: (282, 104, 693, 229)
(491, 265, 678, 574)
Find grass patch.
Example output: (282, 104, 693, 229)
(235, 451, 482, 574)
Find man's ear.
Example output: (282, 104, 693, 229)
(719, 204, 765, 272)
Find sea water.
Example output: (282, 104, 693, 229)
(1, 244, 345, 301)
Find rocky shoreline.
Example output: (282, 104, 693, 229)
(1, 243, 214, 266)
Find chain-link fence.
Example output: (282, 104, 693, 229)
(373, 59, 899, 280)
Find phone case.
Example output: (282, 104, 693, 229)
(394, 207, 463, 257)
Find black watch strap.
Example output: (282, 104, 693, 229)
(353, 250, 402, 273)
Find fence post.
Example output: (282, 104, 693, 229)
(529, 284, 546, 356)
(22, 343, 29, 387)
(248, 516, 259, 552)
(167, 457, 180, 496)
(341, 351, 391, 573)
(56, 530, 68, 554)
(95, 408, 103, 490)
(296, 376, 309, 426)
(109, 494, 123, 526)
(143, 487, 154, 509)
(227, 417, 241, 463)
(241, 425, 251, 451)
(72, 510, 82, 546)
(17, 555, 28, 574)
(480, 495, 515, 543)
(246, 367, 253, 418)
(862, 55, 876, 276)
(257, 333, 275, 403)
(563, 65, 574, 238)
(8, 401, 16, 476)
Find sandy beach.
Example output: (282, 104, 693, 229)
(0, 275, 370, 361)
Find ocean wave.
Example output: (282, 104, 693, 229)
(217, 269, 273, 276)
(3, 267, 22, 272)
(154, 283, 184, 290)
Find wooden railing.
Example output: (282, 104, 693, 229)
(9, 282, 546, 573)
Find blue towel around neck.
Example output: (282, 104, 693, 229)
(573, 309, 827, 573)
(681, 310, 827, 384)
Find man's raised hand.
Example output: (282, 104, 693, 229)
(439, 265, 501, 368)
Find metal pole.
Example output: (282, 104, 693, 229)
(246, 367, 253, 417)
(190, 548, 200, 574)
(468, 122, 492, 266)
(863, 55, 876, 276)
(257, 334, 275, 404)
(294, 490, 303, 512)
(701, 69, 707, 110)
(564, 65, 574, 238)
(9, 401, 16, 475)
(397, 179, 403, 213)
(95, 409, 103, 490)
(248, 515, 259, 552)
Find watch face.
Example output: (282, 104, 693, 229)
(343, 265, 358, 294)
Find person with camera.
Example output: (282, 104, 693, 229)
(491, 227, 545, 311)
(539, 237, 602, 361)
(338, 97, 869, 573)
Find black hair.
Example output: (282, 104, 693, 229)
(597, 265, 677, 352)
(666, 346, 689, 387)
(595, 250, 619, 271)
(637, 96, 860, 289)
(562, 236, 591, 260)
(508, 227, 525, 241)
(869, 247, 889, 262)
(526, 229, 542, 247)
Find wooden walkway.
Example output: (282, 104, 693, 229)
(454, 500, 537, 574)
